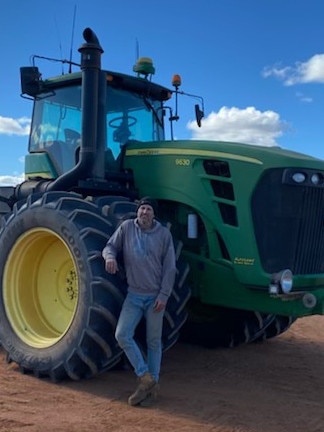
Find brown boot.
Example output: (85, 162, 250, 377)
(139, 382, 160, 407)
(128, 372, 156, 406)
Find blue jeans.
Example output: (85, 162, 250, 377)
(115, 292, 164, 382)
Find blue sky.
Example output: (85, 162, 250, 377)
(1, 0, 324, 186)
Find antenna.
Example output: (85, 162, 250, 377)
(54, 16, 64, 74)
(68, 5, 77, 73)
(135, 38, 140, 61)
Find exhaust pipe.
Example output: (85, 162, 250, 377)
(47, 27, 104, 191)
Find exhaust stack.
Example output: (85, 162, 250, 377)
(48, 27, 105, 191)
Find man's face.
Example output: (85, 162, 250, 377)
(137, 204, 154, 228)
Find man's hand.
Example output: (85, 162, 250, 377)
(105, 258, 119, 274)
(153, 299, 166, 313)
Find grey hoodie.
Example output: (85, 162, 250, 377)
(102, 218, 176, 303)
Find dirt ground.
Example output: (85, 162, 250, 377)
(0, 316, 324, 432)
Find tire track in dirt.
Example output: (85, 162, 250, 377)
(0, 316, 324, 432)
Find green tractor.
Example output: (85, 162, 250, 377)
(1, 28, 324, 381)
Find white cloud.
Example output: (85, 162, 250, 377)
(295, 92, 313, 103)
(0, 174, 24, 187)
(262, 53, 324, 86)
(0, 116, 31, 136)
(188, 106, 286, 146)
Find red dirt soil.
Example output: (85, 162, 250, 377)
(0, 315, 324, 432)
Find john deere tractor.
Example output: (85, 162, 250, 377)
(1, 28, 324, 381)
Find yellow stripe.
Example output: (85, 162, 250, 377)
(26, 173, 53, 179)
(125, 148, 263, 165)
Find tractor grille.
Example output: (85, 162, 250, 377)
(252, 168, 324, 275)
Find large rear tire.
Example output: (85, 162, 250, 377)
(0, 192, 126, 381)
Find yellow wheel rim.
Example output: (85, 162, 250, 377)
(3, 228, 78, 348)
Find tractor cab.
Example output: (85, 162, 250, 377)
(24, 70, 170, 180)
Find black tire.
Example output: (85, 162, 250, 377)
(253, 315, 296, 343)
(0, 191, 126, 381)
(179, 301, 283, 348)
(163, 243, 191, 350)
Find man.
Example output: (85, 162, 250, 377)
(102, 197, 177, 407)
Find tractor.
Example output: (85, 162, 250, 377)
(1, 28, 324, 381)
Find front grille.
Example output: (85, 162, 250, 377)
(252, 168, 324, 275)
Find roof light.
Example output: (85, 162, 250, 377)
(172, 74, 182, 88)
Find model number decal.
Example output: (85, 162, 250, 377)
(234, 257, 255, 266)
(175, 158, 190, 166)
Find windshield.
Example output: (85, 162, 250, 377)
(29, 82, 165, 173)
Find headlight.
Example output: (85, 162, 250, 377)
(310, 173, 321, 185)
(280, 269, 293, 294)
(269, 269, 293, 294)
(292, 172, 306, 183)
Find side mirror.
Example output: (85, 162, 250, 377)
(20, 67, 41, 97)
(195, 104, 204, 127)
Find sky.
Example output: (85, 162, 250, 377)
(1, 0, 324, 186)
